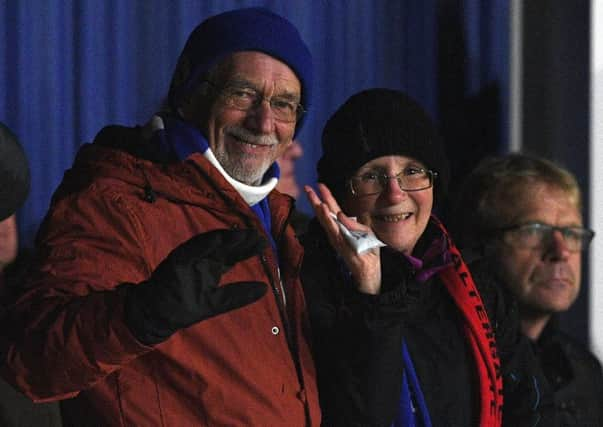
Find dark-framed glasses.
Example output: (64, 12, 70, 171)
(204, 80, 304, 123)
(348, 168, 437, 196)
(500, 222, 595, 252)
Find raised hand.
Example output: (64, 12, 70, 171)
(123, 229, 268, 345)
(305, 183, 382, 294)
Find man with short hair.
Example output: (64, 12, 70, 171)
(276, 140, 310, 234)
(276, 139, 304, 199)
(452, 152, 603, 426)
(0, 122, 62, 427)
(0, 8, 320, 426)
(0, 123, 30, 226)
(0, 215, 18, 275)
(0, 122, 30, 301)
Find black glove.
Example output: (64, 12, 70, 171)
(124, 229, 268, 345)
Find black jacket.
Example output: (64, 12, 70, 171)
(301, 219, 549, 427)
(470, 258, 603, 427)
(531, 318, 603, 426)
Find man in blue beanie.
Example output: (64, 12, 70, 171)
(0, 7, 320, 426)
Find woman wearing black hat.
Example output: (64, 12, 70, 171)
(301, 89, 546, 427)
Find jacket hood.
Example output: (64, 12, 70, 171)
(53, 125, 255, 213)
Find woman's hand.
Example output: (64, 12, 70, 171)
(305, 183, 382, 294)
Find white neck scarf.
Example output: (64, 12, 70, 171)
(203, 148, 278, 206)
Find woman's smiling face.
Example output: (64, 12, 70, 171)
(342, 155, 434, 255)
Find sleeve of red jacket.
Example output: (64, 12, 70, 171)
(0, 186, 154, 402)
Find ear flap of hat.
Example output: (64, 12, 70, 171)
(0, 124, 30, 221)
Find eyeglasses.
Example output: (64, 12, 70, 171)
(348, 167, 437, 196)
(204, 80, 305, 123)
(499, 222, 595, 252)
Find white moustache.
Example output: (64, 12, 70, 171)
(225, 126, 278, 146)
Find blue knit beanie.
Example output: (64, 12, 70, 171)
(168, 7, 313, 133)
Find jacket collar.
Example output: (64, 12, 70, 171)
(147, 114, 279, 206)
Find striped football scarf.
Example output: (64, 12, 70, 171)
(434, 217, 503, 426)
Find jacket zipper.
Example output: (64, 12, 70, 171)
(140, 162, 309, 408)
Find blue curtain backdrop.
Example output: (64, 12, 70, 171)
(0, 0, 508, 247)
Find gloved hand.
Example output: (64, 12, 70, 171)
(123, 229, 268, 345)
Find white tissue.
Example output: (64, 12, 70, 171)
(329, 212, 386, 254)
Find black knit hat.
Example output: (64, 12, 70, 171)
(0, 123, 30, 221)
(317, 88, 449, 203)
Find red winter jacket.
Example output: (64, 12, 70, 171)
(1, 126, 320, 426)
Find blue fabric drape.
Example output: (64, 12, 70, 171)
(437, 0, 510, 216)
(0, 0, 508, 247)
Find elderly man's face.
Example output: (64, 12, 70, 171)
(184, 51, 300, 185)
(494, 183, 582, 317)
